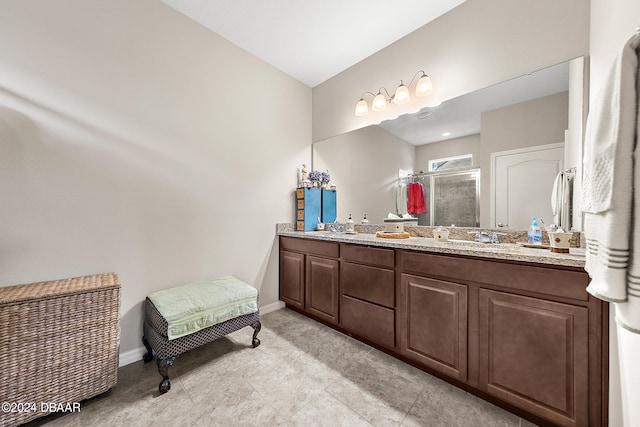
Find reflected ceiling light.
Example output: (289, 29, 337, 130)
(355, 70, 433, 116)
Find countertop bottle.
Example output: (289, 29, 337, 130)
(528, 217, 542, 244)
(346, 214, 355, 233)
(361, 214, 369, 224)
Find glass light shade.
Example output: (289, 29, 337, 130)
(393, 83, 410, 104)
(355, 99, 369, 116)
(372, 93, 387, 112)
(416, 74, 433, 96)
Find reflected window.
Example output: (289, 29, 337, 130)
(429, 154, 472, 171)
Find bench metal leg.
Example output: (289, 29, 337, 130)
(251, 320, 261, 348)
(157, 357, 174, 394)
(143, 335, 175, 394)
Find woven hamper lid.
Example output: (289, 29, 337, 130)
(0, 272, 120, 305)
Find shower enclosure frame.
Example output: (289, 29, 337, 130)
(400, 167, 480, 227)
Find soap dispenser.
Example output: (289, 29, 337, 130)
(346, 214, 355, 233)
(361, 214, 369, 224)
(528, 217, 542, 244)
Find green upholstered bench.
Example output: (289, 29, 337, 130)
(142, 276, 261, 394)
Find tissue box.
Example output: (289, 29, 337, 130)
(383, 218, 405, 233)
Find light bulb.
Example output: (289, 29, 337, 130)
(393, 82, 410, 104)
(355, 99, 368, 116)
(416, 74, 433, 96)
(372, 93, 387, 112)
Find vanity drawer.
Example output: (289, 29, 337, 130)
(341, 295, 395, 348)
(280, 236, 339, 258)
(402, 251, 589, 301)
(342, 244, 394, 268)
(342, 262, 395, 308)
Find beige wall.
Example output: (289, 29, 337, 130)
(0, 0, 311, 356)
(312, 0, 589, 142)
(313, 126, 415, 223)
(479, 92, 569, 227)
(589, 0, 640, 425)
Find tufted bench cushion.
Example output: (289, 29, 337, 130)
(147, 275, 258, 340)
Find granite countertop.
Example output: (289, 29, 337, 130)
(277, 228, 586, 268)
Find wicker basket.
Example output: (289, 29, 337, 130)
(0, 273, 121, 426)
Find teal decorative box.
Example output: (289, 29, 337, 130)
(295, 188, 321, 231)
(321, 189, 337, 223)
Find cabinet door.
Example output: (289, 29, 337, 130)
(305, 255, 339, 324)
(400, 274, 468, 381)
(280, 250, 305, 310)
(478, 289, 588, 427)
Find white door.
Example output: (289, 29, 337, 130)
(491, 143, 564, 230)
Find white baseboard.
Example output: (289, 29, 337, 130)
(118, 301, 285, 367)
(119, 346, 147, 367)
(260, 300, 285, 314)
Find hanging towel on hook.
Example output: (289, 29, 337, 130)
(582, 30, 640, 333)
(397, 182, 408, 215)
(407, 182, 427, 215)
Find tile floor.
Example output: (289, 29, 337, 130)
(25, 308, 538, 427)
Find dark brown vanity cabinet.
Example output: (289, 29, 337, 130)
(279, 237, 339, 324)
(400, 274, 468, 381)
(340, 244, 396, 349)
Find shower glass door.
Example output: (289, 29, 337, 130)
(432, 169, 480, 227)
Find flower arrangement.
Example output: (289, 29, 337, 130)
(308, 170, 331, 188)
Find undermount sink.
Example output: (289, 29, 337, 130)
(437, 239, 520, 251)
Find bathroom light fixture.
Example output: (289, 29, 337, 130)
(355, 70, 433, 116)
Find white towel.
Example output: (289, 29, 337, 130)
(561, 173, 573, 231)
(582, 31, 640, 333)
(396, 182, 408, 215)
(551, 171, 563, 225)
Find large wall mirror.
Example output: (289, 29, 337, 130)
(313, 57, 587, 230)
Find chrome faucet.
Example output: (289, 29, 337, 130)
(468, 231, 507, 243)
(490, 232, 507, 243)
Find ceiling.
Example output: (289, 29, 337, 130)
(160, 0, 467, 88)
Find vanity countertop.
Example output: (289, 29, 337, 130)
(277, 229, 586, 268)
